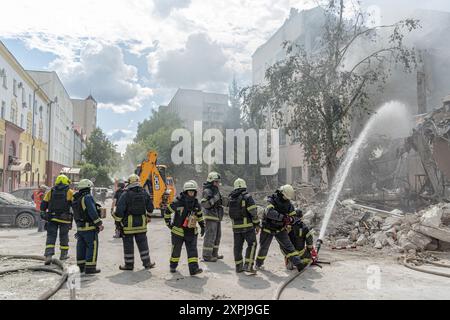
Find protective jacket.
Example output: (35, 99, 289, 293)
(113, 183, 153, 235)
(262, 192, 296, 231)
(72, 189, 103, 232)
(41, 184, 74, 224)
(228, 189, 260, 233)
(165, 192, 205, 237)
(201, 182, 224, 221)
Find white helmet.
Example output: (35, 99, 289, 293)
(279, 184, 295, 200)
(207, 172, 221, 183)
(183, 180, 198, 192)
(234, 178, 247, 190)
(128, 174, 140, 184)
(78, 179, 94, 190)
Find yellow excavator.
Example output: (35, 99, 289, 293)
(135, 151, 176, 214)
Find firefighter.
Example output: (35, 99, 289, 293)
(255, 185, 305, 272)
(165, 180, 205, 276)
(227, 178, 261, 275)
(113, 174, 155, 271)
(111, 180, 126, 239)
(72, 179, 104, 274)
(41, 175, 74, 265)
(282, 209, 318, 270)
(33, 185, 47, 232)
(201, 172, 225, 262)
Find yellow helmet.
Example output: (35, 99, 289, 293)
(234, 178, 247, 190)
(279, 184, 295, 200)
(128, 174, 140, 184)
(55, 174, 71, 186)
(207, 172, 221, 183)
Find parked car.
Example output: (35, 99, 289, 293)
(0, 193, 39, 228)
(10, 188, 35, 202)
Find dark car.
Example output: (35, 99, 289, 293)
(0, 193, 39, 228)
(10, 188, 35, 202)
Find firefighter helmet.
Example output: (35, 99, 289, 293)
(279, 184, 295, 200)
(55, 174, 71, 186)
(233, 178, 247, 190)
(207, 172, 221, 182)
(128, 174, 140, 184)
(183, 180, 198, 192)
(78, 179, 94, 190)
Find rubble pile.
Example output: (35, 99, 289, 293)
(306, 201, 450, 253)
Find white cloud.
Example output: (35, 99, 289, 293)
(153, 0, 191, 17)
(51, 42, 153, 113)
(107, 129, 136, 154)
(155, 33, 232, 91)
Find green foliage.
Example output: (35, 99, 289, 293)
(81, 128, 118, 187)
(83, 128, 118, 168)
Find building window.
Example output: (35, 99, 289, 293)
(292, 167, 302, 183)
(22, 88, 26, 106)
(19, 143, 22, 159)
(26, 146, 29, 162)
(0, 135, 4, 154)
(278, 168, 287, 185)
(1, 101, 5, 119)
(38, 150, 41, 164)
(279, 128, 287, 146)
(1, 70, 7, 89)
(29, 94, 32, 109)
(20, 114, 24, 128)
(13, 79, 17, 97)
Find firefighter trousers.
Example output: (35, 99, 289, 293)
(202, 220, 222, 259)
(122, 233, 152, 267)
(45, 221, 70, 257)
(256, 229, 301, 267)
(233, 229, 257, 269)
(170, 232, 199, 274)
(76, 230, 99, 272)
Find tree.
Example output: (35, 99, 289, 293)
(83, 128, 118, 168)
(245, 0, 420, 185)
(81, 128, 118, 186)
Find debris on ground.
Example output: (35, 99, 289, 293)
(306, 201, 450, 254)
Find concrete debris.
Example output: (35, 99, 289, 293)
(420, 206, 443, 228)
(315, 202, 450, 253)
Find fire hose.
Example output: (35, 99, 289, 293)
(0, 255, 68, 300)
(274, 239, 329, 300)
(401, 256, 450, 278)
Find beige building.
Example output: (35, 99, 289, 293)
(252, 7, 326, 186)
(167, 89, 228, 132)
(71, 95, 97, 139)
(0, 42, 50, 191)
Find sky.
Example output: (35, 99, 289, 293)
(0, 0, 449, 153)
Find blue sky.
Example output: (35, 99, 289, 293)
(1, 0, 448, 153)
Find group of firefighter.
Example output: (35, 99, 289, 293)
(39, 171, 318, 276)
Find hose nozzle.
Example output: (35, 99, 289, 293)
(316, 239, 323, 254)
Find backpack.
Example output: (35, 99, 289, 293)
(228, 194, 245, 220)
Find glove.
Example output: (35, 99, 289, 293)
(40, 211, 47, 221)
(283, 215, 294, 226)
(311, 248, 318, 264)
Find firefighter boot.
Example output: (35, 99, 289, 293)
(190, 268, 203, 276)
(244, 264, 257, 275)
(44, 255, 52, 266)
(297, 262, 307, 272)
(119, 264, 134, 271)
(236, 264, 244, 273)
(85, 267, 101, 275)
(203, 256, 218, 262)
(60, 251, 69, 261)
(144, 262, 156, 270)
